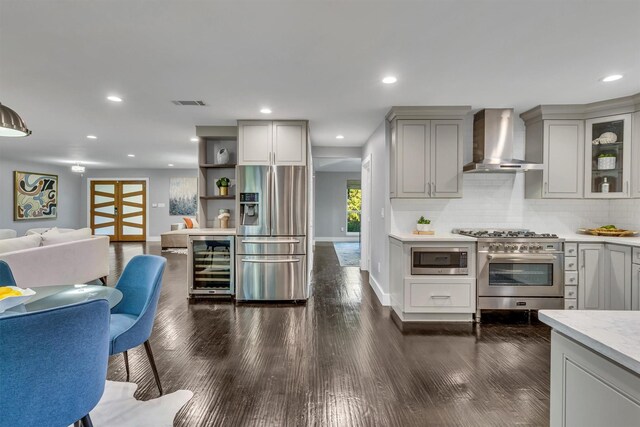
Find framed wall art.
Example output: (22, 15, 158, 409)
(14, 171, 58, 220)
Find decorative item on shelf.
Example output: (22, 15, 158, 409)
(216, 148, 230, 165)
(216, 177, 230, 196)
(601, 177, 610, 193)
(218, 211, 231, 229)
(414, 215, 434, 235)
(597, 153, 616, 170)
(592, 131, 617, 145)
(14, 171, 58, 220)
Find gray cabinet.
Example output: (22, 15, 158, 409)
(522, 116, 584, 198)
(388, 113, 465, 198)
(605, 244, 632, 310)
(584, 114, 632, 198)
(578, 243, 605, 310)
(632, 111, 640, 197)
(632, 263, 640, 311)
(238, 120, 307, 166)
(578, 243, 633, 310)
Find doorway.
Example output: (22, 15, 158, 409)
(90, 180, 147, 242)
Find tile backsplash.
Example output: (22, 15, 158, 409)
(391, 174, 615, 234)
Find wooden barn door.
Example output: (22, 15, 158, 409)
(90, 180, 146, 242)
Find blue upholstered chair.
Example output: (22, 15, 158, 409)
(0, 260, 17, 286)
(0, 299, 110, 427)
(110, 254, 167, 395)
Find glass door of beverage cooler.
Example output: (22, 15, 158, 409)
(585, 114, 632, 198)
(188, 235, 235, 296)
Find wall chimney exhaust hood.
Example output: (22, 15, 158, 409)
(463, 108, 542, 173)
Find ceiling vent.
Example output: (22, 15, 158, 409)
(171, 100, 207, 106)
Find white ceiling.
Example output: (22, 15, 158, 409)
(0, 0, 639, 169)
(314, 157, 361, 173)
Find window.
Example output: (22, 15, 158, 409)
(346, 180, 361, 235)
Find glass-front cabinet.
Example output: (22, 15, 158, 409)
(585, 114, 632, 198)
(188, 235, 235, 297)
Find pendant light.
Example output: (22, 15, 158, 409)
(0, 103, 32, 137)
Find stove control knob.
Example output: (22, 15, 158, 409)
(520, 245, 528, 251)
(506, 244, 514, 251)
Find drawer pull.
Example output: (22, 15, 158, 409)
(568, 277, 576, 282)
(568, 263, 575, 268)
(241, 258, 300, 264)
(241, 239, 300, 244)
(430, 295, 451, 299)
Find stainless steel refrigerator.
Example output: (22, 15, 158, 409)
(235, 165, 308, 301)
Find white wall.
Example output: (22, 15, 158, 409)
(80, 168, 197, 238)
(314, 171, 360, 240)
(0, 157, 83, 235)
(361, 122, 390, 304)
(610, 199, 640, 230)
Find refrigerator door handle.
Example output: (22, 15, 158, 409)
(241, 258, 300, 264)
(241, 239, 301, 244)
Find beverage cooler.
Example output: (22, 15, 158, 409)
(188, 235, 234, 297)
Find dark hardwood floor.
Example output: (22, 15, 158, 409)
(106, 242, 551, 426)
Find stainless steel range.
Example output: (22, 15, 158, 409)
(454, 229, 565, 320)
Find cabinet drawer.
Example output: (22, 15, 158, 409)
(564, 285, 578, 299)
(565, 243, 578, 257)
(404, 280, 474, 313)
(565, 272, 578, 285)
(633, 247, 640, 264)
(565, 256, 578, 271)
(564, 298, 578, 310)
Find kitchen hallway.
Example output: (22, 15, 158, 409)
(108, 242, 551, 426)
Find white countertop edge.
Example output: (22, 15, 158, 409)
(389, 233, 477, 242)
(539, 310, 640, 375)
(183, 228, 237, 235)
(559, 234, 640, 247)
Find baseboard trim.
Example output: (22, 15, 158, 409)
(369, 274, 390, 306)
(315, 237, 359, 242)
(147, 236, 161, 242)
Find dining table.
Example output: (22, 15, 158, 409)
(0, 284, 122, 317)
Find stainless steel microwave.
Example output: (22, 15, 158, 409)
(411, 247, 469, 275)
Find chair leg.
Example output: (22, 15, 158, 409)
(99, 276, 108, 286)
(74, 422, 81, 427)
(143, 340, 163, 395)
(80, 414, 94, 427)
(123, 351, 130, 382)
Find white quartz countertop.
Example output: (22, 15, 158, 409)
(183, 228, 236, 235)
(559, 233, 640, 247)
(539, 310, 640, 375)
(389, 232, 477, 242)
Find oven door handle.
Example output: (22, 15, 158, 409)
(487, 254, 558, 262)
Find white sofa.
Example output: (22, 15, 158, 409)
(0, 229, 17, 240)
(0, 235, 110, 288)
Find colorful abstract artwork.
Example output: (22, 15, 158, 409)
(169, 177, 197, 216)
(14, 171, 58, 220)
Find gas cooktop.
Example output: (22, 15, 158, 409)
(453, 229, 559, 239)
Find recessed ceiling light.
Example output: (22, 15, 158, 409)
(260, 108, 272, 114)
(127, 154, 135, 157)
(190, 137, 199, 142)
(168, 163, 174, 167)
(382, 76, 397, 84)
(107, 95, 123, 102)
(601, 74, 623, 82)
(336, 135, 345, 139)
(86, 135, 97, 139)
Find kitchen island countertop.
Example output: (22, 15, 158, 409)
(539, 310, 640, 375)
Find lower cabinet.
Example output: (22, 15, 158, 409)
(404, 279, 475, 314)
(550, 330, 640, 427)
(577, 243, 634, 310)
(633, 263, 640, 310)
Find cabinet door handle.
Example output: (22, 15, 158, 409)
(626, 181, 629, 195)
(427, 181, 431, 197)
(430, 294, 451, 299)
(544, 182, 548, 195)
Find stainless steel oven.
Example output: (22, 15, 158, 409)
(477, 239, 564, 310)
(411, 247, 469, 275)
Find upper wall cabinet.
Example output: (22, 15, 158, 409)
(585, 114, 632, 198)
(522, 115, 585, 199)
(238, 120, 307, 166)
(387, 106, 470, 199)
(522, 92, 640, 199)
